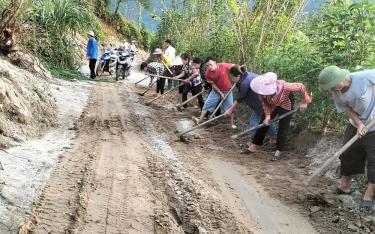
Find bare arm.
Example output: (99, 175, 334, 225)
(347, 107, 367, 137)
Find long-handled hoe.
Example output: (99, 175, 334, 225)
(304, 118, 375, 186)
(134, 75, 150, 86)
(145, 81, 187, 106)
(176, 90, 205, 111)
(138, 78, 158, 96)
(179, 113, 225, 141)
(231, 108, 299, 139)
(208, 85, 237, 119)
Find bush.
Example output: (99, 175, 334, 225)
(26, 0, 94, 68)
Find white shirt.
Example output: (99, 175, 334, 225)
(130, 43, 137, 52)
(124, 42, 130, 50)
(165, 45, 176, 62)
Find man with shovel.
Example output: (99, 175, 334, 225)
(193, 57, 235, 127)
(319, 66, 375, 209)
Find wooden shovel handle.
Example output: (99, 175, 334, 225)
(179, 114, 225, 136)
(176, 90, 205, 107)
(231, 108, 298, 139)
(304, 118, 375, 185)
(209, 85, 237, 119)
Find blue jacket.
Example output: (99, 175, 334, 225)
(87, 37, 99, 59)
(236, 71, 263, 116)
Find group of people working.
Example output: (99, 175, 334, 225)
(141, 40, 375, 209)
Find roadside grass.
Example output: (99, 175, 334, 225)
(48, 64, 88, 81)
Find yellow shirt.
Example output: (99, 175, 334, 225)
(161, 54, 173, 67)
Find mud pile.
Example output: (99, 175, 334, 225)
(0, 58, 56, 147)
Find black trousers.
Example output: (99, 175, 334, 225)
(89, 59, 97, 78)
(191, 84, 204, 110)
(181, 83, 191, 108)
(340, 124, 375, 183)
(156, 78, 166, 94)
(252, 106, 293, 151)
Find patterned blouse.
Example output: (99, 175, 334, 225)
(261, 80, 312, 115)
(147, 62, 165, 76)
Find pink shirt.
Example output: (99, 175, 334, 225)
(205, 63, 233, 92)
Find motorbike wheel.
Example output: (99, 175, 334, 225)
(96, 63, 104, 77)
(121, 68, 126, 80)
(116, 68, 121, 81)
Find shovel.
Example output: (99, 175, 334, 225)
(304, 118, 375, 186)
(176, 90, 205, 110)
(145, 73, 183, 82)
(138, 78, 158, 96)
(209, 85, 236, 119)
(145, 81, 186, 106)
(145, 78, 194, 105)
(231, 108, 299, 139)
(179, 113, 225, 141)
(135, 75, 150, 86)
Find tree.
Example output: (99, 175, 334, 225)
(113, 0, 152, 16)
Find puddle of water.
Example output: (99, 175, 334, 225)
(209, 158, 316, 234)
(175, 119, 194, 133)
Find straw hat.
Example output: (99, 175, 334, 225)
(153, 48, 163, 55)
(319, 65, 350, 91)
(87, 31, 95, 37)
(250, 72, 278, 95)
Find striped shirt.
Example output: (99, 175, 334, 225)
(261, 80, 312, 115)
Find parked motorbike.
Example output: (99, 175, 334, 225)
(115, 50, 134, 81)
(96, 49, 117, 77)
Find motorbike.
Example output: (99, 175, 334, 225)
(96, 49, 117, 77)
(115, 50, 134, 81)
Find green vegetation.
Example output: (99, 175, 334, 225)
(1, 0, 152, 80)
(153, 0, 375, 132)
(27, 0, 93, 68)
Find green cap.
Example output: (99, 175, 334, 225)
(318, 65, 350, 91)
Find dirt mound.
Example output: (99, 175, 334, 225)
(0, 57, 56, 147)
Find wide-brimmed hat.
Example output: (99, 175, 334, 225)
(153, 48, 163, 55)
(250, 72, 278, 95)
(318, 65, 350, 91)
(87, 31, 95, 37)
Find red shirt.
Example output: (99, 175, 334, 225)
(261, 80, 312, 115)
(205, 63, 233, 92)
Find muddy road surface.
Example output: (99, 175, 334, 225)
(19, 70, 355, 233)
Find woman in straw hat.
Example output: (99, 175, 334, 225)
(319, 65, 375, 209)
(248, 72, 312, 161)
(152, 48, 172, 95)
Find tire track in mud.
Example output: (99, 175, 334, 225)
(22, 83, 157, 233)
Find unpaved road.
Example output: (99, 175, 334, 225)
(17, 64, 321, 234)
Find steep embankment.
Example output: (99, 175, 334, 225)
(0, 57, 56, 147)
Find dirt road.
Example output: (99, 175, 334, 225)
(17, 68, 323, 234)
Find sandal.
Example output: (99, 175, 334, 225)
(270, 156, 279, 161)
(360, 200, 374, 210)
(270, 150, 282, 161)
(335, 187, 352, 195)
(240, 148, 256, 154)
(191, 116, 200, 125)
